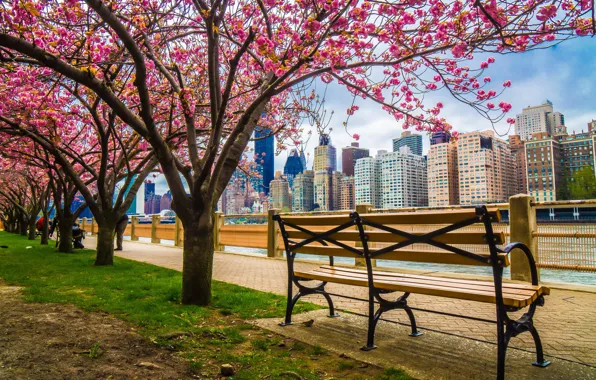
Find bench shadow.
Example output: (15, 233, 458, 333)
(254, 309, 595, 380)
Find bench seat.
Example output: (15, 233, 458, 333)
(295, 266, 550, 308)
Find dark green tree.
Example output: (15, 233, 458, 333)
(567, 167, 596, 200)
(556, 169, 571, 201)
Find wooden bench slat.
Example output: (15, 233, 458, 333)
(293, 245, 362, 258)
(360, 207, 501, 224)
(320, 266, 550, 295)
(315, 267, 539, 296)
(312, 267, 543, 298)
(292, 245, 510, 267)
(281, 208, 501, 226)
(296, 270, 527, 308)
(284, 230, 506, 245)
(295, 268, 540, 308)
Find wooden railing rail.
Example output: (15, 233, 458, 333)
(78, 195, 596, 275)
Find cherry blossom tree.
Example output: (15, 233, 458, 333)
(0, 159, 48, 240)
(1, 145, 55, 243)
(0, 76, 159, 261)
(0, 138, 81, 249)
(0, 0, 593, 305)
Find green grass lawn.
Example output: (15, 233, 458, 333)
(0, 231, 411, 379)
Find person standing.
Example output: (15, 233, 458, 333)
(115, 214, 129, 251)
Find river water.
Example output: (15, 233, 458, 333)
(223, 247, 596, 286)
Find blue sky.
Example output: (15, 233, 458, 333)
(154, 37, 596, 195)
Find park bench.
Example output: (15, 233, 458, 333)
(274, 206, 550, 379)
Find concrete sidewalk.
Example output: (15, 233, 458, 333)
(256, 309, 595, 380)
(88, 236, 596, 368)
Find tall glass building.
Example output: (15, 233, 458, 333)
(283, 149, 304, 188)
(254, 126, 275, 195)
(392, 131, 423, 156)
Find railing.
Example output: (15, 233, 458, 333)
(78, 196, 596, 275)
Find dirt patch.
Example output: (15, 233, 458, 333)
(0, 285, 191, 380)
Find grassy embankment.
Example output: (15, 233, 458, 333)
(0, 232, 411, 379)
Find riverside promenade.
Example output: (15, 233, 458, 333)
(86, 236, 596, 369)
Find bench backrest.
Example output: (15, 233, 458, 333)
(275, 206, 509, 267)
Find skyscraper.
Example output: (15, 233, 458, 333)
(313, 134, 337, 171)
(151, 194, 162, 214)
(509, 135, 527, 195)
(381, 148, 428, 209)
(331, 171, 344, 211)
(144, 181, 155, 200)
(283, 149, 304, 188)
(514, 100, 565, 141)
(222, 181, 244, 214)
(427, 140, 459, 207)
(524, 129, 596, 202)
(525, 132, 561, 202)
(457, 131, 515, 204)
(144, 180, 156, 214)
(313, 134, 337, 210)
(254, 126, 274, 195)
(354, 155, 382, 208)
(299, 149, 307, 171)
(292, 170, 315, 212)
(560, 133, 594, 175)
(160, 191, 172, 211)
(430, 131, 451, 145)
(314, 169, 333, 211)
(392, 131, 422, 156)
(341, 142, 369, 176)
(588, 120, 596, 134)
(340, 176, 355, 210)
(270, 171, 291, 211)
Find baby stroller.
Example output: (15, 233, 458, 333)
(54, 222, 86, 249)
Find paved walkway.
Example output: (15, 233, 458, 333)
(88, 237, 596, 367)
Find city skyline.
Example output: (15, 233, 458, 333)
(147, 117, 596, 202)
(270, 38, 596, 173)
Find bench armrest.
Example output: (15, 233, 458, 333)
(502, 242, 539, 286)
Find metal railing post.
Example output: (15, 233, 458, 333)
(355, 204, 376, 267)
(130, 216, 138, 241)
(267, 208, 282, 257)
(213, 212, 224, 251)
(509, 194, 539, 281)
(151, 215, 160, 244)
(174, 216, 182, 247)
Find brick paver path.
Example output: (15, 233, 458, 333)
(89, 237, 596, 366)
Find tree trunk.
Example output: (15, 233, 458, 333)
(58, 221, 73, 253)
(28, 219, 36, 240)
(8, 217, 17, 233)
(19, 219, 28, 236)
(40, 215, 49, 245)
(94, 225, 115, 266)
(181, 217, 214, 306)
